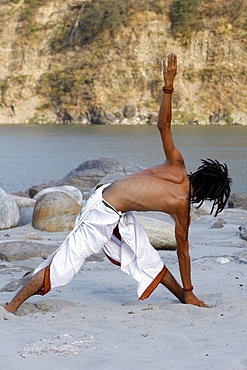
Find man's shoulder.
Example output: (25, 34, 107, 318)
(149, 162, 188, 184)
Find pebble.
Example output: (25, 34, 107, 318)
(215, 257, 231, 264)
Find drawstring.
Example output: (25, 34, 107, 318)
(102, 200, 122, 219)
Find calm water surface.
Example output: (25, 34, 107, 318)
(0, 124, 246, 193)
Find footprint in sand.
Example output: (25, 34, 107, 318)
(200, 293, 223, 308)
(15, 299, 84, 316)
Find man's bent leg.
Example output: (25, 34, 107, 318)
(161, 268, 185, 303)
(4, 269, 45, 314)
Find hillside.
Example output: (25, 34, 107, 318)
(0, 0, 246, 125)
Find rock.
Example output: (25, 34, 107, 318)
(63, 157, 119, 179)
(0, 239, 105, 263)
(11, 195, 36, 209)
(136, 215, 176, 250)
(190, 201, 214, 221)
(62, 109, 73, 124)
(228, 192, 247, 210)
(148, 113, 158, 125)
(89, 106, 105, 124)
(0, 240, 59, 261)
(239, 224, 247, 241)
(112, 110, 124, 124)
(32, 192, 82, 232)
(209, 111, 221, 125)
(0, 188, 20, 230)
(76, 112, 89, 124)
(33, 185, 83, 206)
(60, 169, 107, 195)
(211, 218, 227, 229)
(28, 180, 58, 198)
(103, 111, 116, 124)
(123, 104, 136, 119)
(11, 194, 36, 226)
(12, 191, 30, 197)
(215, 257, 231, 264)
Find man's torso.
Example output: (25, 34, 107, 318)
(102, 162, 190, 218)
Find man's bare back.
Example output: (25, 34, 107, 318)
(102, 162, 190, 216)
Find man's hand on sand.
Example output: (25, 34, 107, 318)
(184, 292, 208, 308)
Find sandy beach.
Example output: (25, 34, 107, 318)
(0, 207, 246, 370)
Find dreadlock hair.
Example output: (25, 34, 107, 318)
(188, 159, 232, 217)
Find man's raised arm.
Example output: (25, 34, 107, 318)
(157, 53, 183, 165)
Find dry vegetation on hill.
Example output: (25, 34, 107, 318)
(0, 0, 246, 124)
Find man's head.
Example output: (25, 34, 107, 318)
(188, 159, 232, 216)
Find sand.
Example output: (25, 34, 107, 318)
(0, 208, 246, 370)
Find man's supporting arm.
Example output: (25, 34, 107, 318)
(175, 219, 207, 307)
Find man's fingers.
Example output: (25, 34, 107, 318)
(162, 53, 177, 83)
(172, 53, 177, 65)
(166, 53, 177, 67)
(169, 53, 177, 66)
(162, 59, 167, 80)
(197, 299, 208, 308)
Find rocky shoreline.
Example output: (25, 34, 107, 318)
(1, 101, 246, 126)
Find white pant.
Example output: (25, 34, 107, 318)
(34, 184, 166, 299)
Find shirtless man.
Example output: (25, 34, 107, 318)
(5, 53, 231, 314)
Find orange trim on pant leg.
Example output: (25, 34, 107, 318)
(37, 263, 51, 296)
(139, 265, 168, 301)
(104, 251, 121, 267)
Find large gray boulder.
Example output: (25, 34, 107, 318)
(136, 215, 176, 250)
(0, 188, 20, 229)
(0, 240, 59, 262)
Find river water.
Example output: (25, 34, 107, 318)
(0, 124, 246, 194)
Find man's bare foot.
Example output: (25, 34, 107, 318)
(4, 303, 17, 315)
(0, 306, 18, 320)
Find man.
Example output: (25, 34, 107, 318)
(5, 53, 231, 314)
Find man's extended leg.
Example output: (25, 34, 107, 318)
(4, 269, 45, 314)
(160, 267, 185, 303)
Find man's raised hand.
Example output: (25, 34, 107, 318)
(163, 53, 177, 88)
